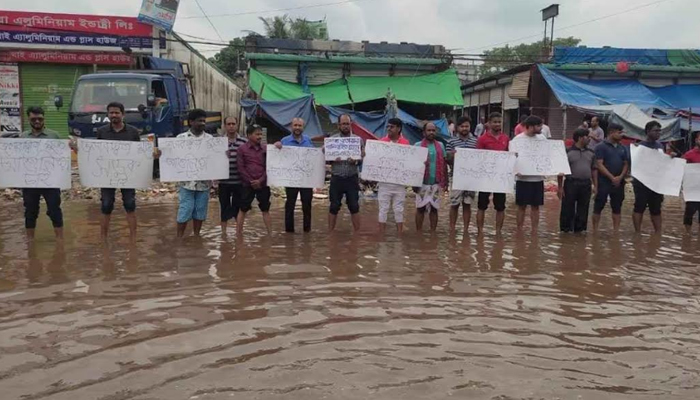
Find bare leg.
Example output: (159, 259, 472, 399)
(516, 206, 527, 230)
(220, 221, 227, 236)
(237, 211, 247, 236)
(328, 214, 337, 232)
(396, 222, 403, 235)
(530, 206, 540, 234)
(685, 224, 692, 234)
(612, 213, 621, 231)
(651, 214, 662, 233)
(462, 205, 471, 233)
(592, 213, 601, 232)
(126, 212, 137, 242)
(101, 214, 111, 240)
(632, 212, 643, 233)
(26, 228, 35, 241)
(429, 209, 438, 232)
(54, 227, 64, 241)
(351, 213, 361, 232)
(177, 222, 188, 238)
(193, 219, 204, 237)
(262, 212, 272, 234)
(415, 209, 425, 231)
(476, 210, 485, 234)
(378, 223, 386, 234)
(496, 211, 505, 235)
(449, 206, 459, 232)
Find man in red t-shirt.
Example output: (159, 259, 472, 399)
(475, 112, 510, 235)
(682, 133, 700, 234)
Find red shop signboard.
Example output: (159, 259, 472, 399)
(0, 10, 154, 36)
(0, 50, 133, 65)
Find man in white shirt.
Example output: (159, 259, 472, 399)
(512, 115, 546, 233)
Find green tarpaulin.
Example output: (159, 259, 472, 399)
(248, 68, 463, 106)
(667, 49, 700, 67)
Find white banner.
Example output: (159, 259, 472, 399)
(77, 139, 154, 189)
(510, 138, 571, 176)
(324, 136, 362, 161)
(0, 139, 71, 189)
(138, 0, 179, 32)
(631, 144, 686, 196)
(452, 149, 517, 194)
(158, 136, 229, 182)
(360, 140, 428, 187)
(266, 145, 326, 189)
(683, 163, 700, 202)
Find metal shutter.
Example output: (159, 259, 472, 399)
(503, 83, 520, 110)
(489, 86, 503, 104)
(307, 65, 343, 85)
(256, 63, 299, 83)
(20, 63, 89, 138)
(478, 90, 489, 105)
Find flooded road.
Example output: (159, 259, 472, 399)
(1, 193, 700, 399)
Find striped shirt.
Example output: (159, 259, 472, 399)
(220, 136, 248, 185)
(446, 134, 478, 152)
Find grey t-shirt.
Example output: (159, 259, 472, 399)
(588, 127, 604, 149)
(567, 146, 596, 180)
(19, 128, 60, 139)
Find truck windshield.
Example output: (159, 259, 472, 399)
(71, 79, 148, 113)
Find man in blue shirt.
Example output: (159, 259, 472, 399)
(274, 117, 315, 233)
(632, 121, 665, 233)
(593, 123, 629, 232)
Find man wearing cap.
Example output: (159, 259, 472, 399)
(592, 123, 629, 232)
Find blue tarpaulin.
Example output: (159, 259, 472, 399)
(552, 47, 671, 65)
(241, 96, 323, 137)
(538, 65, 700, 110)
(323, 106, 450, 143)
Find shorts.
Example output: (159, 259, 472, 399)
(684, 202, 700, 226)
(449, 190, 475, 207)
(633, 181, 663, 216)
(594, 183, 625, 215)
(477, 192, 506, 212)
(240, 186, 271, 213)
(329, 175, 360, 215)
(101, 188, 136, 215)
(515, 181, 545, 207)
(177, 187, 210, 223)
(416, 184, 441, 212)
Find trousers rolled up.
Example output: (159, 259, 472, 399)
(560, 178, 592, 233)
(22, 188, 63, 229)
(285, 187, 313, 232)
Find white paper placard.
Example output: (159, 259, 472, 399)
(452, 148, 517, 194)
(324, 136, 362, 161)
(631, 144, 686, 196)
(682, 163, 700, 202)
(158, 136, 229, 182)
(266, 145, 326, 188)
(360, 140, 428, 187)
(77, 139, 154, 189)
(0, 139, 71, 189)
(510, 138, 571, 176)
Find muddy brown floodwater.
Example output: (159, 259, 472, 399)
(1, 193, 700, 400)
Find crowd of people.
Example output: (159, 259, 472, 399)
(13, 103, 700, 242)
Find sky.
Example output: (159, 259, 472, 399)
(1, 0, 697, 59)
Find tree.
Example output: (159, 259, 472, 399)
(258, 15, 328, 40)
(259, 15, 291, 39)
(478, 37, 582, 78)
(209, 37, 246, 77)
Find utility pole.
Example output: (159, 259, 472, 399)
(541, 4, 559, 61)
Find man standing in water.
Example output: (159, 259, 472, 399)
(447, 116, 478, 233)
(414, 122, 448, 232)
(632, 121, 665, 233)
(274, 117, 315, 233)
(512, 116, 546, 233)
(377, 118, 410, 234)
(558, 128, 597, 233)
(682, 133, 700, 234)
(176, 109, 213, 238)
(92, 102, 159, 241)
(475, 112, 509, 235)
(328, 114, 364, 232)
(592, 123, 629, 232)
(20, 106, 64, 241)
(218, 116, 247, 235)
(237, 124, 272, 235)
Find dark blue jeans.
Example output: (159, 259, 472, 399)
(22, 188, 63, 229)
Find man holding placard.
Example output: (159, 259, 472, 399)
(274, 117, 315, 233)
(511, 116, 546, 233)
(475, 112, 510, 235)
(377, 118, 410, 234)
(176, 109, 214, 238)
(632, 121, 665, 233)
(682, 133, 700, 234)
(447, 116, 478, 233)
(414, 122, 448, 232)
(592, 123, 629, 232)
(19, 107, 64, 240)
(237, 124, 272, 235)
(558, 128, 597, 233)
(326, 114, 364, 232)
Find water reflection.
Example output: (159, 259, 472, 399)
(1, 196, 700, 399)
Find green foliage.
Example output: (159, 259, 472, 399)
(209, 37, 245, 77)
(478, 37, 582, 78)
(259, 15, 328, 40)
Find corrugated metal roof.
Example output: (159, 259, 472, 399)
(542, 63, 700, 73)
(246, 52, 445, 66)
(508, 70, 531, 100)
